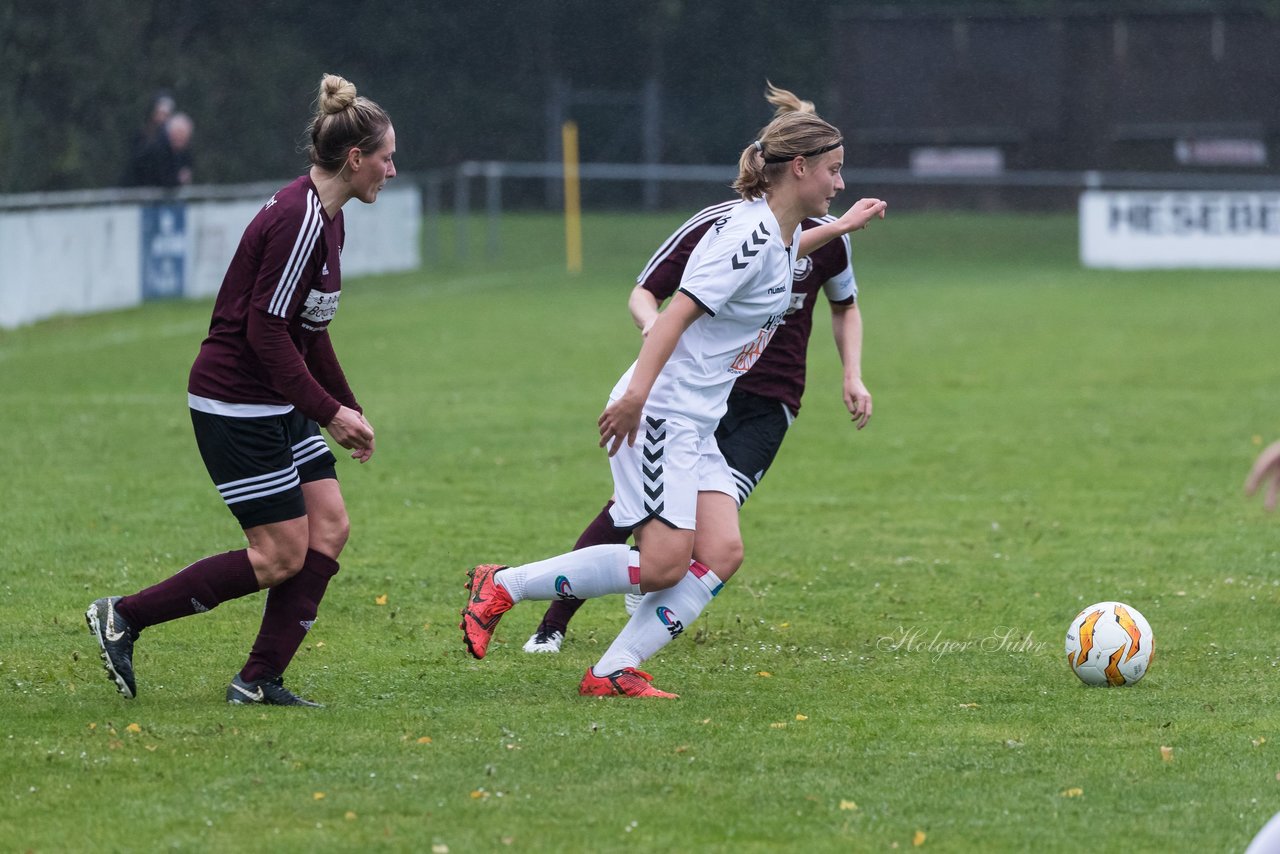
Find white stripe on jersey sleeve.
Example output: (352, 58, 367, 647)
(635, 200, 739, 285)
(821, 231, 858, 303)
(268, 190, 324, 317)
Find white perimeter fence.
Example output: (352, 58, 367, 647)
(0, 181, 420, 330)
(5, 163, 1280, 329)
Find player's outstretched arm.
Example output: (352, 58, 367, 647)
(1245, 439, 1280, 511)
(798, 198, 888, 258)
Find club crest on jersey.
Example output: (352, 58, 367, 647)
(791, 255, 813, 282)
(554, 575, 576, 600)
(656, 606, 684, 638)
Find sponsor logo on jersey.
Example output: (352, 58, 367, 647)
(656, 606, 684, 639)
(787, 291, 808, 316)
(264, 194, 278, 209)
(728, 312, 786, 374)
(712, 216, 730, 235)
(554, 576, 575, 600)
(300, 288, 340, 329)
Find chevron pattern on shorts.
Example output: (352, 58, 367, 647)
(642, 416, 666, 517)
(731, 223, 771, 270)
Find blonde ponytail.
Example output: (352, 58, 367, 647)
(764, 80, 815, 117)
(732, 83, 842, 201)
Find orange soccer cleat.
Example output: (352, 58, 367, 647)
(578, 667, 679, 699)
(460, 564, 514, 659)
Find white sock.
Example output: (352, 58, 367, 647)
(593, 562, 724, 676)
(495, 544, 639, 603)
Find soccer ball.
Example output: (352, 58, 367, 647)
(1064, 601, 1154, 687)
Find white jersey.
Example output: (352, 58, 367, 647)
(610, 196, 800, 435)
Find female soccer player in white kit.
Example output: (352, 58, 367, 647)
(461, 97, 887, 698)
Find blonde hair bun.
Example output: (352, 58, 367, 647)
(319, 74, 357, 115)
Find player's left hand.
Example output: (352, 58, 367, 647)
(844, 377, 872, 430)
(834, 198, 887, 234)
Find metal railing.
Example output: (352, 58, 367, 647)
(436, 161, 1280, 260)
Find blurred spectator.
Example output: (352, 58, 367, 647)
(124, 99, 194, 188)
(128, 112, 195, 188)
(122, 91, 174, 186)
(164, 113, 195, 186)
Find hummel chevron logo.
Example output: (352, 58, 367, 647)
(231, 682, 265, 702)
(645, 416, 666, 431)
(731, 223, 770, 270)
(642, 464, 662, 480)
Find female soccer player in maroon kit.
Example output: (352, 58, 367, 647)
(87, 74, 395, 706)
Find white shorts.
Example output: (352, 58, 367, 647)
(608, 414, 735, 531)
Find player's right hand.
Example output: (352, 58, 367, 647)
(327, 405, 375, 454)
(598, 397, 641, 457)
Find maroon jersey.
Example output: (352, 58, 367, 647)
(638, 202, 857, 414)
(188, 175, 358, 425)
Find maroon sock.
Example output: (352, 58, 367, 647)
(116, 550, 260, 632)
(239, 549, 340, 682)
(538, 502, 632, 636)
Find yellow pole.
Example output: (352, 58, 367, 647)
(562, 120, 583, 274)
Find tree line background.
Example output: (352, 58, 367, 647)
(4, 0, 1273, 197)
(3, 0, 866, 193)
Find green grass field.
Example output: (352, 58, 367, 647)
(4, 210, 1280, 852)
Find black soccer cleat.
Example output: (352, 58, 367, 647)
(226, 673, 322, 707)
(85, 597, 137, 699)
